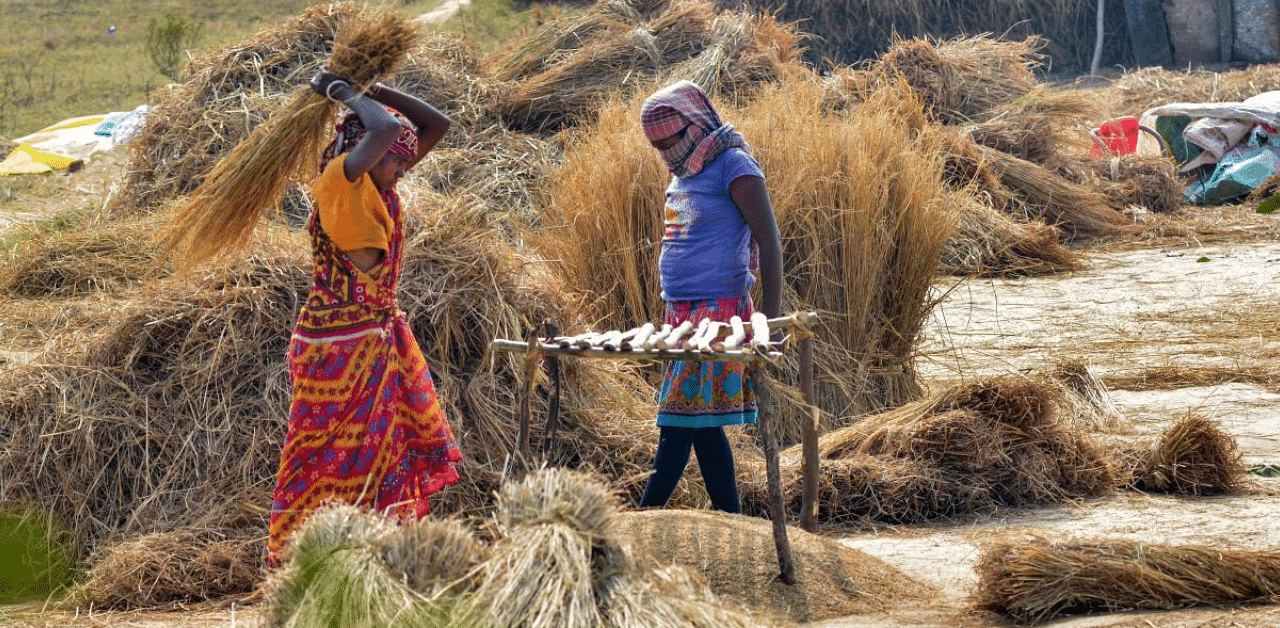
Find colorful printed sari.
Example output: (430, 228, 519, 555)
(656, 296, 758, 428)
(268, 183, 461, 562)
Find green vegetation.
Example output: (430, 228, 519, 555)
(0, 506, 74, 604)
(146, 13, 204, 82)
(0, 0, 543, 139)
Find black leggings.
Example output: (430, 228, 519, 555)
(639, 425, 740, 513)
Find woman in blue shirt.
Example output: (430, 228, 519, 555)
(637, 80, 783, 512)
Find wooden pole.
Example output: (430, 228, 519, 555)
(516, 327, 538, 467)
(798, 334, 819, 532)
(754, 363, 797, 585)
(542, 321, 562, 457)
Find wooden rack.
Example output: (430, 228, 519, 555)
(492, 311, 822, 585)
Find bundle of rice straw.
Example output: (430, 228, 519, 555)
(975, 533, 1280, 625)
(1123, 413, 1245, 496)
(116, 3, 363, 215)
(495, 0, 800, 133)
(1054, 153, 1184, 215)
(618, 508, 939, 624)
(476, 469, 764, 628)
(162, 8, 417, 270)
(264, 505, 478, 628)
(938, 188, 1080, 277)
(941, 129, 1135, 240)
(873, 36, 1043, 124)
(80, 526, 262, 609)
(1104, 64, 1280, 122)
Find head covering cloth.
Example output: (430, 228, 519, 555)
(640, 80, 748, 178)
(320, 109, 419, 173)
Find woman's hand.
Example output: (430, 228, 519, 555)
(310, 68, 352, 101)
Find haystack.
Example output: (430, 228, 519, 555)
(740, 374, 1118, 525)
(80, 526, 262, 609)
(538, 75, 952, 444)
(874, 36, 1043, 125)
(0, 213, 165, 298)
(619, 508, 939, 624)
(1122, 413, 1245, 496)
(975, 533, 1280, 625)
(938, 188, 1081, 277)
(494, 0, 801, 133)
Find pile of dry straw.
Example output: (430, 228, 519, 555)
(976, 533, 1280, 625)
(727, 0, 1132, 74)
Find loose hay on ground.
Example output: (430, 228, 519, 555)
(975, 533, 1280, 625)
(80, 526, 263, 609)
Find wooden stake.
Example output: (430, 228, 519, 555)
(798, 334, 819, 532)
(754, 362, 797, 585)
(516, 327, 538, 467)
(542, 321, 562, 457)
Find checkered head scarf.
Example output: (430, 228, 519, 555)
(640, 80, 747, 178)
(320, 109, 419, 172)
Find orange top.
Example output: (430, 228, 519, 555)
(312, 154, 392, 252)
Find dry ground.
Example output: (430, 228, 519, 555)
(2, 150, 1279, 628)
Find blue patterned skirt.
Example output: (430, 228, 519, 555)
(657, 296, 757, 428)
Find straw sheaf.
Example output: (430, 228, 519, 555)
(938, 188, 1082, 278)
(975, 533, 1280, 625)
(116, 2, 365, 214)
(1104, 64, 1280, 121)
(80, 526, 263, 609)
(162, 10, 418, 270)
(1127, 414, 1245, 496)
(1053, 153, 1184, 215)
(495, 467, 618, 537)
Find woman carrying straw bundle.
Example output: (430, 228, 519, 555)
(637, 80, 783, 513)
(267, 69, 461, 562)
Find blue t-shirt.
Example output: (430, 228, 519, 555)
(658, 148, 765, 301)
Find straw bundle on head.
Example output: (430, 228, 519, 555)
(116, 3, 364, 215)
(1127, 413, 1244, 496)
(162, 10, 417, 270)
(938, 188, 1081, 277)
(80, 526, 262, 609)
(975, 533, 1280, 625)
(618, 509, 938, 624)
